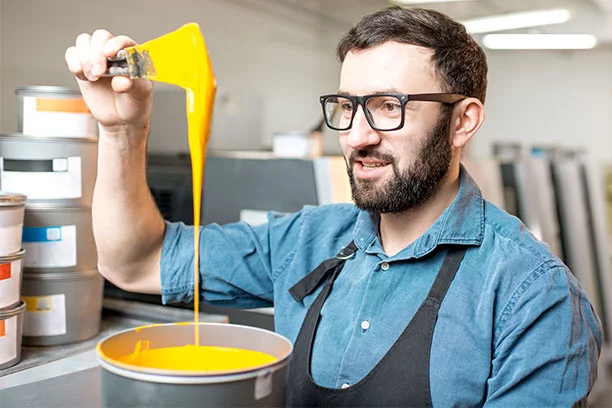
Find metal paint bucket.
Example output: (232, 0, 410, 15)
(97, 323, 293, 407)
(0, 301, 26, 370)
(21, 269, 103, 346)
(0, 192, 26, 256)
(0, 133, 98, 207)
(16, 86, 98, 138)
(0, 249, 25, 311)
(22, 206, 96, 273)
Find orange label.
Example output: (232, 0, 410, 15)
(0, 320, 5, 337)
(36, 98, 91, 114)
(0, 263, 10, 281)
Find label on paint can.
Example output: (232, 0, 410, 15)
(0, 258, 22, 309)
(22, 96, 97, 137)
(0, 316, 18, 365)
(22, 226, 77, 268)
(0, 157, 82, 200)
(254, 369, 273, 400)
(22, 294, 67, 336)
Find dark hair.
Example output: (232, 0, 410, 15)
(337, 6, 488, 103)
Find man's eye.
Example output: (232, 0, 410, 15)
(382, 102, 400, 112)
(341, 103, 354, 112)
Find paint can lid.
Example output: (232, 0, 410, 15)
(15, 86, 81, 97)
(0, 192, 27, 207)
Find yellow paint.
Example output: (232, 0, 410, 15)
(109, 25, 277, 372)
(117, 343, 277, 372)
(124, 23, 216, 346)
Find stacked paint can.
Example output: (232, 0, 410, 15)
(0, 192, 26, 369)
(0, 86, 102, 349)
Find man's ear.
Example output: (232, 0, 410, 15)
(450, 98, 485, 149)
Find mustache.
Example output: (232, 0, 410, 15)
(348, 150, 396, 167)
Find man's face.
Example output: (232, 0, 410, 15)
(338, 41, 454, 214)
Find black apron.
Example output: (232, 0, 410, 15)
(286, 241, 467, 407)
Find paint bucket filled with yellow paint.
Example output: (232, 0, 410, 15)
(97, 323, 293, 407)
(16, 86, 98, 138)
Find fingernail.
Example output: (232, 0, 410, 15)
(91, 63, 104, 76)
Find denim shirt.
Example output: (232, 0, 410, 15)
(161, 168, 602, 407)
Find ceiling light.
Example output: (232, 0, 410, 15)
(482, 34, 597, 50)
(392, 0, 477, 3)
(462, 8, 572, 34)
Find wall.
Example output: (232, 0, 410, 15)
(0, 0, 346, 153)
(474, 48, 612, 163)
(1, 0, 612, 163)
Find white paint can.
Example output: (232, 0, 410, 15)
(23, 206, 96, 273)
(0, 249, 25, 311)
(0, 134, 98, 207)
(0, 301, 26, 370)
(0, 192, 26, 257)
(16, 86, 98, 138)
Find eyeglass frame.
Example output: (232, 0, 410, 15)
(319, 93, 468, 132)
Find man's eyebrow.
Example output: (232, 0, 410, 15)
(336, 88, 404, 96)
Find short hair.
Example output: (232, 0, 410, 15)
(337, 6, 488, 103)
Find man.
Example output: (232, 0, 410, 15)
(66, 6, 601, 407)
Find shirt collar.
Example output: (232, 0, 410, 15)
(352, 165, 484, 259)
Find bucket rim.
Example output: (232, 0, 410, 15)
(0, 248, 26, 262)
(0, 133, 98, 143)
(15, 86, 81, 96)
(0, 300, 26, 319)
(97, 322, 293, 381)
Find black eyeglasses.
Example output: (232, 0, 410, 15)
(319, 93, 467, 131)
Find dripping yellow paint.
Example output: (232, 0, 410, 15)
(124, 23, 215, 345)
(114, 24, 277, 371)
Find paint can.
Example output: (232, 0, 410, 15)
(0, 134, 98, 208)
(0, 301, 26, 370)
(97, 323, 293, 407)
(21, 269, 103, 346)
(0, 250, 25, 311)
(16, 86, 98, 138)
(22, 206, 96, 273)
(0, 192, 26, 256)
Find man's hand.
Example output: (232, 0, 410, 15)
(65, 29, 153, 136)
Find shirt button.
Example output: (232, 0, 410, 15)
(380, 262, 390, 271)
(361, 320, 370, 331)
(341, 383, 350, 389)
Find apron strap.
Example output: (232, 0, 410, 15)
(289, 241, 358, 302)
(426, 246, 467, 304)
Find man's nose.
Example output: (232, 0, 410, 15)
(346, 105, 381, 150)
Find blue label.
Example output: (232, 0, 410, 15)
(22, 227, 63, 243)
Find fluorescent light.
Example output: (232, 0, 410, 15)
(393, 0, 476, 3)
(462, 8, 572, 34)
(482, 34, 597, 50)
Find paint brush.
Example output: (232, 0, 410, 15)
(104, 49, 156, 79)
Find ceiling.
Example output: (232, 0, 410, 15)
(281, 0, 612, 46)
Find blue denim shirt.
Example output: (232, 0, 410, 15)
(161, 168, 602, 407)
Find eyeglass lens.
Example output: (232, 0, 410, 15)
(324, 95, 403, 131)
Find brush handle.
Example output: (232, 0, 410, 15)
(103, 50, 129, 77)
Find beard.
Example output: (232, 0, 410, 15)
(347, 107, 453, 214)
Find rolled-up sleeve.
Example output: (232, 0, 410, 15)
(160, 209, 305, 308)
(485, 263, 603, 406)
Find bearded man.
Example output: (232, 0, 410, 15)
(66, 6, 601, 407)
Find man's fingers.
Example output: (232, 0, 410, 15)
(102, 35, 138, 58)
(75, 33, 94, 81)
(65, 46, 87, 82)
(88, 29, 114, 79)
